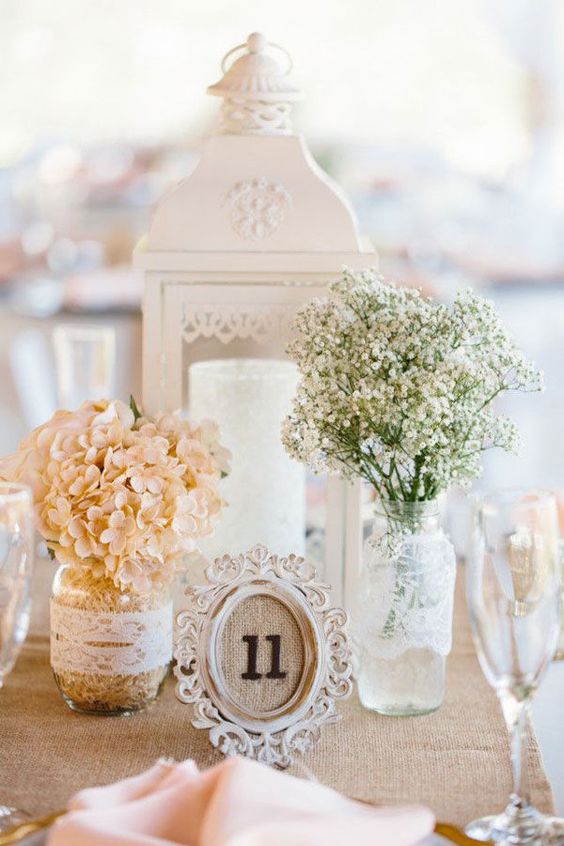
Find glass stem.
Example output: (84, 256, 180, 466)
(509, 701, 530, 808)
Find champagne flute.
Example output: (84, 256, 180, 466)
(465, 489, 564, 844)
(0, 483, 34, 831)
(52, 324, 116, 409)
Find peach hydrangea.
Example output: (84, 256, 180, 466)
(0, 398, 230, 594)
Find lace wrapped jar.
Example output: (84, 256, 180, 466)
(50, 566, 172, 715)
(354, 500, 456, 716)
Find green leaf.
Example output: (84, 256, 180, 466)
(129, 394, 142, 421)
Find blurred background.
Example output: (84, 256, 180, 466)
(1, 0, 563, 504)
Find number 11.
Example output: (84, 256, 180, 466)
(241, 634, 287, 680)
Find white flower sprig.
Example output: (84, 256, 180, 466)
(282, 269, 542, 501)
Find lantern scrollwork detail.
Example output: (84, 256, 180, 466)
(180, 302, 297, 345)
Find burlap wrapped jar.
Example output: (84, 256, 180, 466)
(50, 565, 172, 715)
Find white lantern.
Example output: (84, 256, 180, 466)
(135, 32, 377, 607)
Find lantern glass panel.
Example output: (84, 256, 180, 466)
(154, 277, 342, 590)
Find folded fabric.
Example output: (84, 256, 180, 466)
(47, 757, 435, 846)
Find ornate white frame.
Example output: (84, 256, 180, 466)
(174, 544, 352, 768)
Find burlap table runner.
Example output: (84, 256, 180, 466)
(0, 563, 554, 827)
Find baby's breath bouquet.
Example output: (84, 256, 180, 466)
(283, 268, 543, 715)
(282, 269, 542, 502)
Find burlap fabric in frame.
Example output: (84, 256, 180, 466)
(220, 594, 305, 712)
(0, 562, 555, 827)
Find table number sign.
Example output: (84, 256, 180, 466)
(174, 544, 352, 768)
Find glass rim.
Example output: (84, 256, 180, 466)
(477, 487, 556, 514)
(0, 481, 32, 502)
(376, 498, 440, 516)
(52, 324, 116, 340)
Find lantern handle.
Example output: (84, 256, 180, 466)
(221, 32, 293, 77)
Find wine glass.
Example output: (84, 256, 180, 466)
(0, 483, 34, 831)
(465, 489, 564, 844)
(52, 323, 116, 408)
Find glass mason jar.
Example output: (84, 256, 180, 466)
(50, 565, 172, 715)
(354, 500, 456, 716)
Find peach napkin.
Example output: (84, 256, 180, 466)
(47, 757, 435, 846)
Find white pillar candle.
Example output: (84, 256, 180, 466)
(189, 358, 305, 560)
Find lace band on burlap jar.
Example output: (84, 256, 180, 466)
(50, 602, 173, 677)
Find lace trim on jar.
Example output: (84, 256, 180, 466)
(357, 532, 456, 660)
(50, 600, 173, 676)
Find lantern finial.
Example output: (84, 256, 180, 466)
(207, 32, 303, 136)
